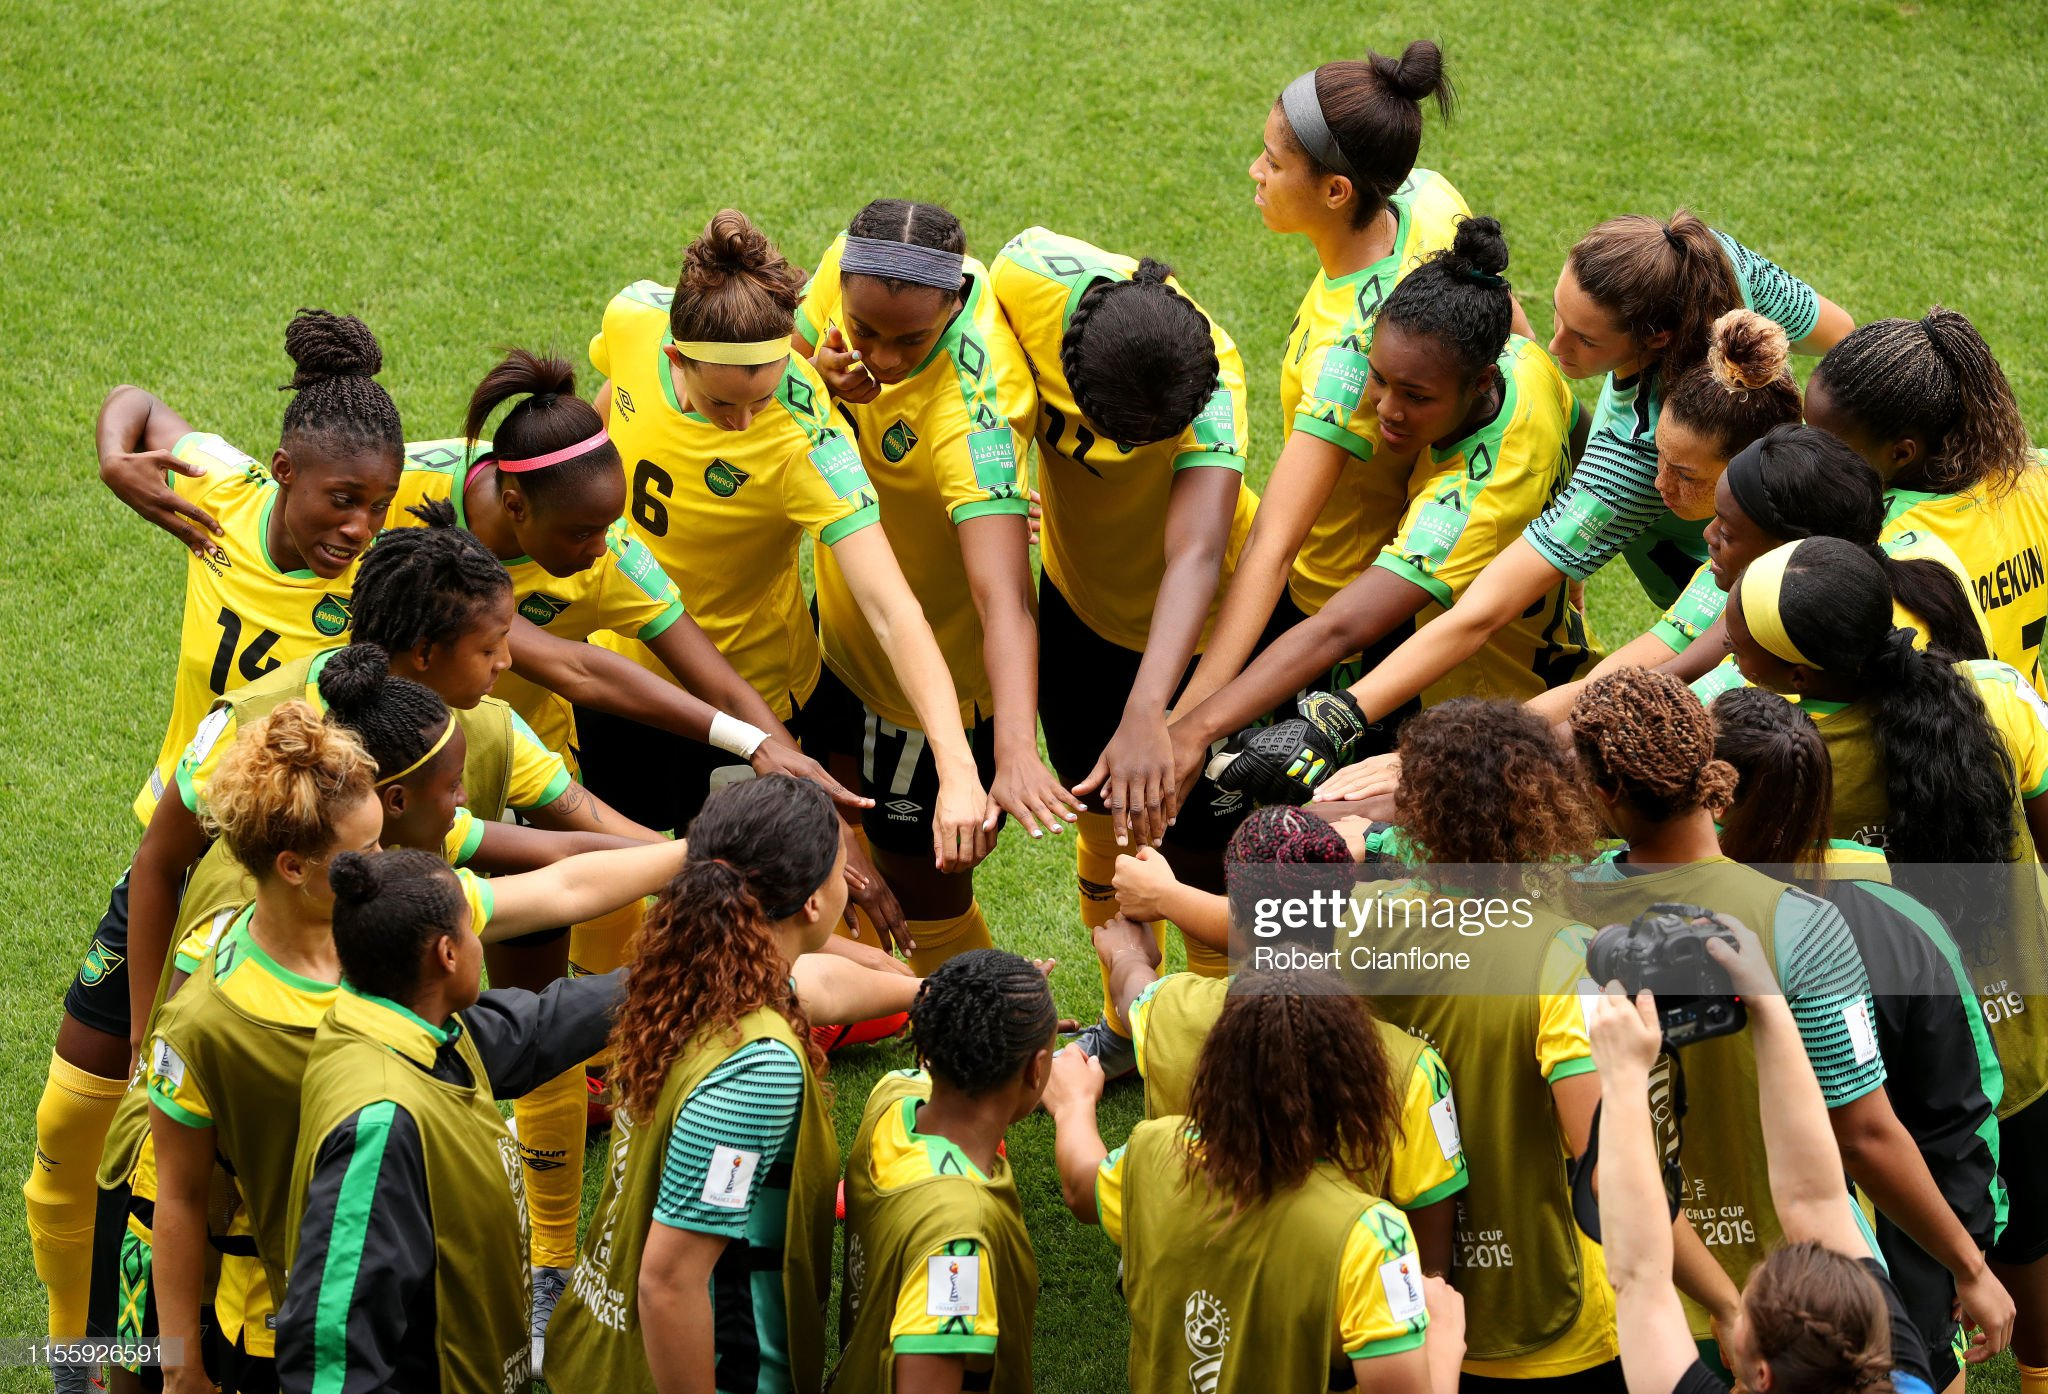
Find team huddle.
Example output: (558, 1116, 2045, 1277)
(22, 35, 2048, 1394)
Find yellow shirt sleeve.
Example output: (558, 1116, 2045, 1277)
(1171, 339, 1249, 472)
(458, 868, 495, 938)
(1337, 1201, 1431, 1359)
(594, 519, 687, 641)
(887, 1236, 1001, 1361)
(1096, 1145, 1130, 1245)
(1384, 1044, 1468, 1210)
(444, 807, 484, 867)
(504, 708, 572, 809)
(145, 1034, 213, 1129)
(1127, 976, 1170, 1079)
(776, 363, 883, 548)
(1970, 660, 2048, 797)
(930, 391, 1032, 526)
(1538, 925, 1598, 1083)
(589, 320, 614, 382)
(793, 235, 845, 349)
(172, 702, 239, 813)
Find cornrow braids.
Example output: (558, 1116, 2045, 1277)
(277, 308, 403, 459)
(909, 949, 1058, 1096)
(315, 642, 451, 780)
(1811, 307, 2032, 497)
(353, 500, 512, 656)
(1059, 258, 1219, 448)
(1570, 668, 1738, 821)
(1709, 687, 1833, 867)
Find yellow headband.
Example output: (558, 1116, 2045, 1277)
(376, 717, 456, 787)
(1738, 541, 1822, 669)
(671, 337, 791, 367)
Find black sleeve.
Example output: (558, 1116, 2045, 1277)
(1671, 1359, 1732, 1394)
(1862, 1258, 1936, 1392)
(274, 1102, 432, 1394)
(463, 968, 626, 1100)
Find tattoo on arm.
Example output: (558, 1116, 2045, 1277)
(551, 782, 589, 819)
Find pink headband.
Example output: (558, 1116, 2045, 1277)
(494, 428, 612, 473)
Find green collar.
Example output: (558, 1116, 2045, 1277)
(903, 1096, 992, 1183)
(336, 982, 459, 1068)
(227, 907, 340, 995)
(905, 268, 987, 382)
(1434, 339, 1522, 464)
(1321, 194, 1414, 290)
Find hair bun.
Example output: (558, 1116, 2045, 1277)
(327, 849, 381, 903)
(283, 308, 383, 389)
(260, 700, 337, 771)
(693, 209, 776, 273)
(1129, 256, 1175, 288)
(1368, 39, 1453, 111)
(317, 642, 392, 717)
(1707, 309, 1790, 394)
(1445, 214, 1510, 280)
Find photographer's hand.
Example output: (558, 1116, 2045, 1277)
(1701, 920, 1784, 1004)
(1587, 983, 1663, 1081)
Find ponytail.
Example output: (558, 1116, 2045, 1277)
(462, 347, 619, 509)
(1566, 211, 1742, 378)
(1663, 309, 1802, 458)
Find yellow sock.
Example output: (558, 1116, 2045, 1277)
(567, 898, 644, 977)
(2017, 1361, 2048, 1394)
(907, 902, 993, 976)
(23, 1051, 125, 1338)
(1077, 814, 1164, 1034)
(514, 1065, 587, 1269)
(1183, 933, 1231, 979)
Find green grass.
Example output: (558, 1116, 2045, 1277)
(4, 0, 2046, 1389)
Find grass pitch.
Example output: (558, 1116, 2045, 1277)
(4, 0, 2045, 1389)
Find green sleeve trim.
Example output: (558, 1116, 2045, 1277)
(1647, 620, 1690, 655)
(1349, 1329, 1429, 1360)
(1290, 412, 1374, 462)
(894, 1334, 1000, 1356)
(174, 761, 202, 813)
(451, 814, 485, 868)
(793, 301, 822, 347)
(146, 1082, 211, 1130)
(636, 599, 686, 642)
(532, 768, 572, 808)
(314, 1100, 396, 1394)
(1545, 1055, 1597, 1085)
(174, 950, 201, 975)
(1403, 1171, 1470, 1209)
(950, 497, 1031, 525)
(1371, 552, 1453, 609)
(2027, 773, 2048, 801)
(1169, 448, 1248, 474)
(820, 505, 883, 548)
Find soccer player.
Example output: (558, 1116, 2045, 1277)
(582, 209, 988, 874)
(1173, 214, 1592, 797)
(1805, 307, 2048, 691)
(1713, 686, 2007, 1385)
(145, 689, 691, 1394)
(988, 219, 1254, 1052)
(547, 776, 921, 1393)
(793, 199, 1080, 973)
(1564, 666, 2015, 1360)
(28, 308, 405, 1352)
(1046, 973, 1433, 1394)
(831, 950, 1057, 1393)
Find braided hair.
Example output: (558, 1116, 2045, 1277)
(1279, 41, 1454, 228)
(278, 309, 403, 459)
(354, 499, 511, 656)
(1376, 215, 1516, 386)
(328, 848, 469, 1003)
(1741, 1242, 1895, 1394)
(315, 643, 452, 781)
(1809, 307, 2032, 497)
(462, 348, 619, 511)
(1709, 687, 1834, 867)
(607, 776, 840, 1120)
(1060, 259, 1219, 448)
(1570, 668, 1738, 822)
(909, 949, 1058, 1096)
(844, 199, 968, 294)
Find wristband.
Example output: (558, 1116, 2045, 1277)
(709, 712, 770, 759)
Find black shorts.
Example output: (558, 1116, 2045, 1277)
(1993, 1095, 2048, 1265)
(1460, 1358, 1626, 1394)
(64, 871, 136, 1040)
(1034, 575, 1248, 852)
(1874, 1216, 1961, 1390)
(804, 663, 1002, 858)
(572, 687, 815, 837)
(1262, 589, 1419, 761)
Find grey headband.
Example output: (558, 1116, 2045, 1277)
(1281, 70, 1357, 180)
(840, 235, 965, 291)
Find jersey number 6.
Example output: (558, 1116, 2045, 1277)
(632, 459, 673, 538)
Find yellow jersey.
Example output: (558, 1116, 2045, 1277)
(799, 236, 1036, 729)
(388, 439, 686, 753)
(1883, 451, 2048, 692)
(1371, 337, 1596, 703)
(990, 228, 1258, 652)
(135, 433, 366, 824)
(1280, 169, 1473, 616)
(589, 280, 881, 719)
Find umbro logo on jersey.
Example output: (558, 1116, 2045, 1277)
(312, 593, 353, 638)
(704, 461, 750, 497)
(884, 798, 922, 819)
(518, 593, 572, 626)
(614, 386, 636, 420)
(880, 420, 918, 462)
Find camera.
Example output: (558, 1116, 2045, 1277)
(1584, 902, 1747, 1047)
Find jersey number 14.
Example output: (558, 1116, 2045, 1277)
(208, 606, 281, 696)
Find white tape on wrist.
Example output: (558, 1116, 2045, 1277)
(709, 712, 770, 759)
